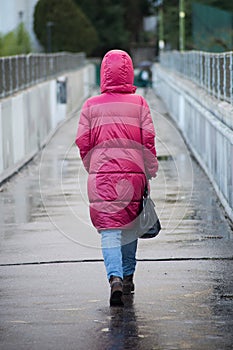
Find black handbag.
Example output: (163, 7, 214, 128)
(137, 187, 161, 239)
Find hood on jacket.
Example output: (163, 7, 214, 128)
(100, 49, 136, 94)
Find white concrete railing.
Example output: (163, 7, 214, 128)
(0, 63, 95, 183)
(153, 63, 233, 222)
(160, 50, 233, 107)
(0, 52, 85, 99)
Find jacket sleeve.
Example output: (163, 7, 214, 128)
(140, 97, 159, 179)
(75, 101, 91, 172)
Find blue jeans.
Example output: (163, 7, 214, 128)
(101, 229, 138, 280)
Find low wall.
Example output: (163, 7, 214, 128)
(154, 64, 233, 222)
(0, 63, 95, 183)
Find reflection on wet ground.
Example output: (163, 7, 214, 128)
(1, 260, 232, 350)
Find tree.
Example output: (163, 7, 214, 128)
(75, 0, 153, 55)
(16, 23, 31, 53)
(74, 0, 130, 56)
(34, 0, 99, 55)
(0, 23, 31, 56)
(120, 0, 152, 43)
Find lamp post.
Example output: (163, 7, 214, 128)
(151, 0, 164, 52)
(158, 3, 164, 50)
(179, 0, 185, 51)
(46, 21, 54, 53)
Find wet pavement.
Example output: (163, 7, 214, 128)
(0, 88, 233, 350)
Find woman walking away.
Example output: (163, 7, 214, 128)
(76, 49, 158, 306)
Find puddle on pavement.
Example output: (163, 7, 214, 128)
(0, 94, 232, 248)
(1, 137, 232, 249)
(93, 265, 233, 350)
(157, 155, 173, 161)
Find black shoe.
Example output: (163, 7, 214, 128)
(109, 276, 124, 306)
(123, 274, 135, 295)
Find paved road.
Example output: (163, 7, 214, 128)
(0, 89, 232, 350)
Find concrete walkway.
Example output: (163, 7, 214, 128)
(0, 89, 232, 350)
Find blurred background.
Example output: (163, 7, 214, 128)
(0, 0, 233, 63)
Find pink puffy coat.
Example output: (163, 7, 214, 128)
(76, 50, 158, 231)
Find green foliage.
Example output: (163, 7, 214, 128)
(33, 0, 99, 55)
(16, 23, 32, 53)
(0, 23, 31, 56)
(75, 0, 129, 56)
(75, 0, 152, 56)
(163, 4, 180, 49)
(122, 0, 152, 43)
(76, 0, 233, 53)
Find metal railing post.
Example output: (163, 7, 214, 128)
(0, 52, 84, 98)
(159, 50, 232, 105)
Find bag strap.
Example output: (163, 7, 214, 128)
(144, 182, 150, 198)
